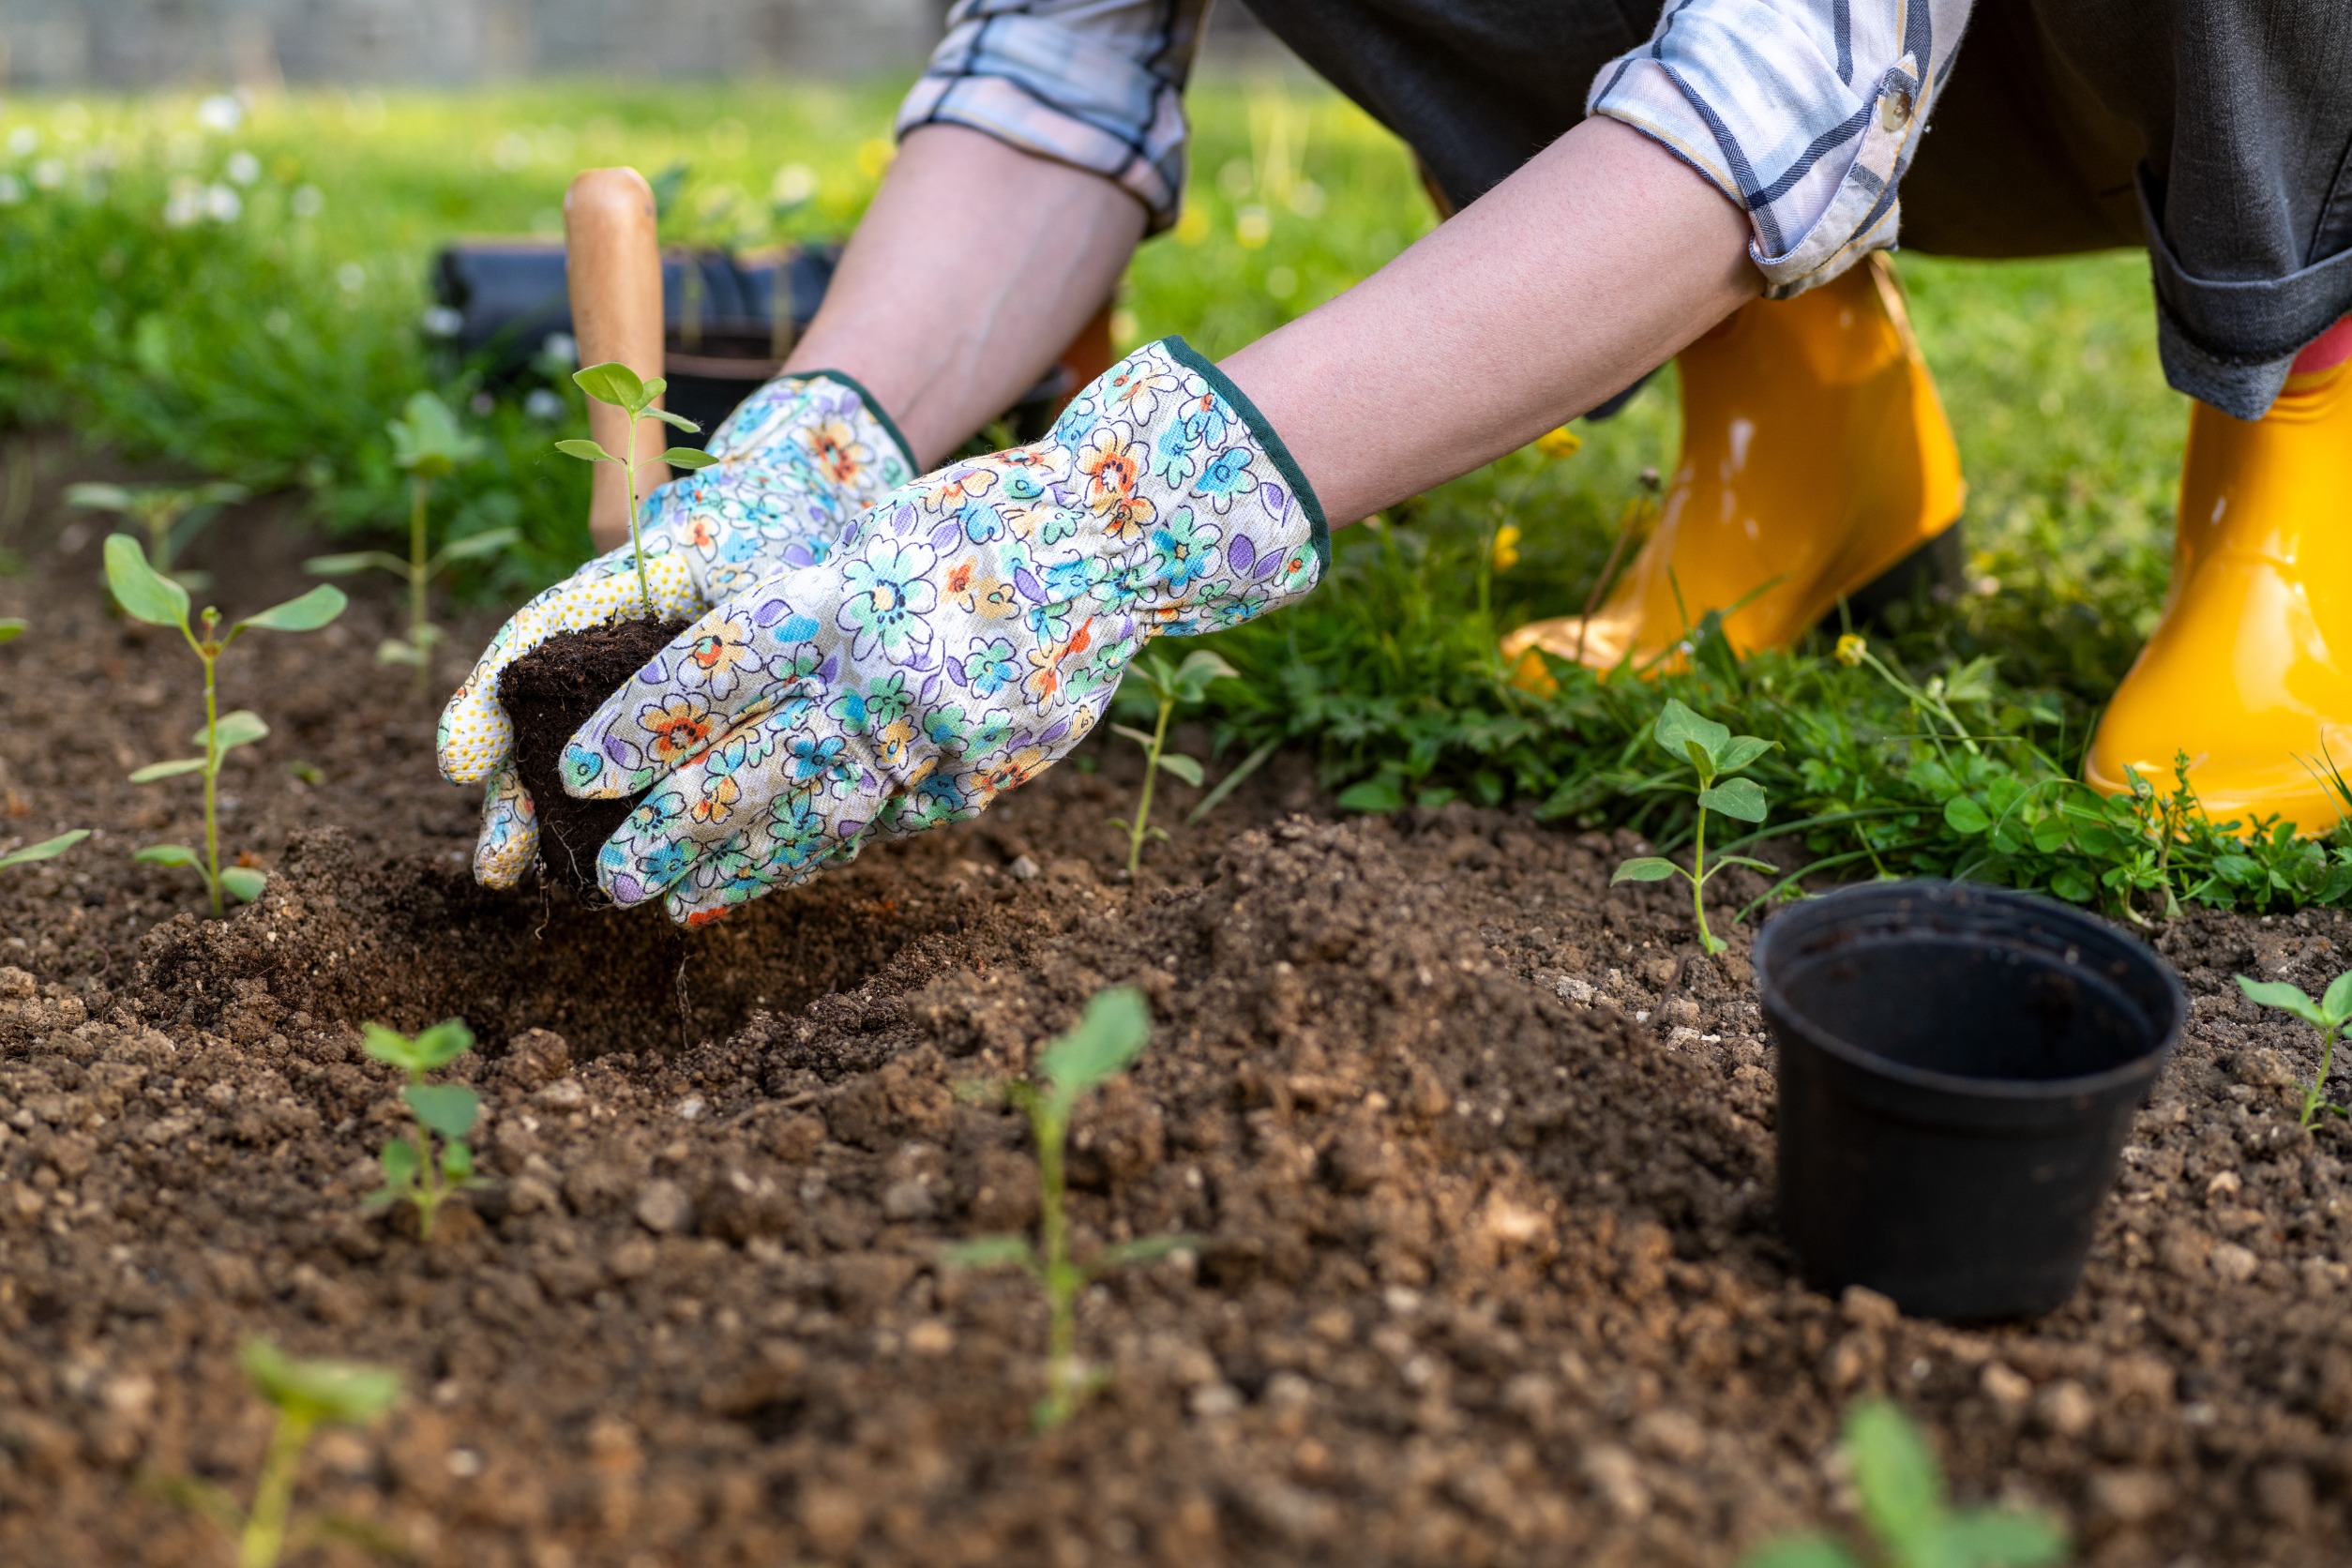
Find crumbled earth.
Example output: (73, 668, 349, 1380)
(4, 488, 2352, 1566)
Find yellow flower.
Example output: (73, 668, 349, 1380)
(1491, 524, 1522, 572)
(1836, 633, 1869, 667)
(1533, 427, 1583, 460)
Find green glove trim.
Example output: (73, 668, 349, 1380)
(1160, 336, 1332, 575)
(796, 368, 919, 477)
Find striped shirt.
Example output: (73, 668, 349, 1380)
(894, 0, 1974, 295)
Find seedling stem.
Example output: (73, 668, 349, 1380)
(555, 363, 716, 616)
(1108, 650, 1233, 877)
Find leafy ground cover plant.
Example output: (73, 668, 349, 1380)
(2236, 971, 2352, 1126)
(1741, 1398, 2067, 1568)
(1108, 649, 1236, 875)
(106, 534, 345, 916)
(67, 478, 247, 590)
(1611, 697, 1776, 953)
(359, 1018, 482, 1240)
(942, 987, 1189, 1428)
(554, 362, 716, 611)
(306, 389, 515, 696)
(0, 829, 89, 870)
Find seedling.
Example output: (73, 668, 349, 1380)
(107, 534, 345, 917)
(942, 987, 1187, 1429)
(554, 362, 716, 613)
(1740, 1398, 2066, 1568)
(306, 390, 514, 697)
(2236, 970, 2352, 1126)
(360, 1018, 482, 1240)
(1, 829, 89, 869)
(1612, 698, 1777, 953)
(68, 479, 247, 590)
(0, 618, 22, 641)
(1108, 649, 1235, 876)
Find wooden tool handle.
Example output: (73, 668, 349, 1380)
(565, 168, 668, 553)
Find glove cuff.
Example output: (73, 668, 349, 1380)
(1156, 336, 1329, 576)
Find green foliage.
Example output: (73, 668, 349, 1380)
(232, 1338, 400, 1568)
(559, 363, 713, 613)
(108, 535, 345, 916)
(67, 478, 246, 588)
(1609, 698, 1777, 953)
(2237, 971, 2352, 1127)
(1738, 1399, 2068, 1568)
(359, 1018, 482, 1240)
(0, 829, 90, 869)
(0, 619, 22, 643)
(1108, 649, 1236, 876)
(942, 987, 1183, 1429)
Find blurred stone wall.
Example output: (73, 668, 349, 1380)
(0, 0, 1286, 87)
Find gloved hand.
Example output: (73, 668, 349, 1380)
(555, 337, 1326, 923)
(437, 371, 915, 885)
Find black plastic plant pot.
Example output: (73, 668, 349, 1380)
(1753, 880, 2183, 1323)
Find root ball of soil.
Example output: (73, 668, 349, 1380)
(498, 615, 687, 896)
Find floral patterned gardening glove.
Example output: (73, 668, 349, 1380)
(436, 371, 915, 886)
(557, 337, 1327, 924)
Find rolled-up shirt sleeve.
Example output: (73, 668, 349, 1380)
(1591, 0, 1974, 296)
(896, 0, 1212, 234)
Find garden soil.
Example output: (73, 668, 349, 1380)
(5, 492, 2352, 1568)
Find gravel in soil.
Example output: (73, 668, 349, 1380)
(4, 494, 2352, 1565)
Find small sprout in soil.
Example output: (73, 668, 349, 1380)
(360, 1018, 483, 1240)
(1, 828, 90, 869)
(0, 617, 23, 641)
(68, 478, 247, 591)
(233, 1337, 401, 1568)
(555, 361, 716, 614)
(1612, 697, 1777, 954)
(107, 534, 346, 917)
(1108, 649, 1235, 876)
(307, 390, 514, 698)
(2236, 970, 2352, 1126)
(942, 986, 1189, 1429)
(1740, 1398, 2067, 1568)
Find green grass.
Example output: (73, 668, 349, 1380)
(2, 76, 2340, 922)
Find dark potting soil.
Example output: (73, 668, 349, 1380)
(498, 616, 689, 897)
(5, 487, 2352, 1566)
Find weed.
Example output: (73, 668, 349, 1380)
(359, 1018, 482, 1241)
(942, 987, 1189, 1429)
(2236, 971, 2352, 1127)
(0, 829, 90, 869)
(1741, 1398, 2067, 1568)
(67, 479, 247, 590)
(555, 362, 716, 613)
(1108, 649, 1236, 875)
(306, 389, 513, 697)
(1611, 698, 1777, 953)
(106, 534, 345, 916)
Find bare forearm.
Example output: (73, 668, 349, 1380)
(785, 125, 1146, 467)
(1224, 117, 1757, 525)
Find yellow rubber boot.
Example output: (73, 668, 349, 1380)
(1502, 253, 1965, 676)
(2082, 329, 2352, 833)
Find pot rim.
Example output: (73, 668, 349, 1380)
(1753, 880, 2185, 1103)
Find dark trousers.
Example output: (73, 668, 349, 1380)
(1240, 0, 2352, 418)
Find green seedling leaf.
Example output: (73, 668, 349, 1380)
(554, 438, 617, 464)
(411, 1018, 476, 1068)
(304, 550, 407, 578)
(1684, 738, 1718, 785)
(938, 1234, 1039, 1272)
(1085, 1234, 1194, 1274)
(238, 584, 347, 634)
(1612, 856, 1681, 884)
(1109, 722, 1159, 749)
(0, 618, 23, 643)
(1926, 1510, 2070, 1568)
(1715, 734, 1775, 775)
(211, 709, 268, 751)
(1737, 1538, 1865, 1568)
(1714, 854, 1781, 874)
(241, 1338, 400, 1428)
(442, 1139, 475, 1184)
(1037, 986, 1152, 1096)
(661, 446, 718, 468)
(639, 375, 669, 402)
(649, 408, 701, 432)
(135, 844, 201, 867)
(0, 829, 89, 868)
(130, 757, 206, 782)
(1171, 649, 1239, 703)
(376, 1136, 419, 1188)
(573, 361, 647, 409)
(219, 867, 266, 903)
(2323, 970, 2352, 1026)
(1154, 752, 1204, 787)
(1944, 795, 1992, 835)
(387, 389, 485, 478)
(1336, 777, 1405, 813)
(104, 533, 189, 628)
(376, 639, 425, 667)
(1653, 698, 1729, 767)
(66, 481, 133, 511)
(1845, 1400, 1945, 1560)
(403, 1083, 480, 1143)
(1698, 777, 1770, 822)
(431, 526, 522, 566)
(2239, 976, 2327, 1030)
